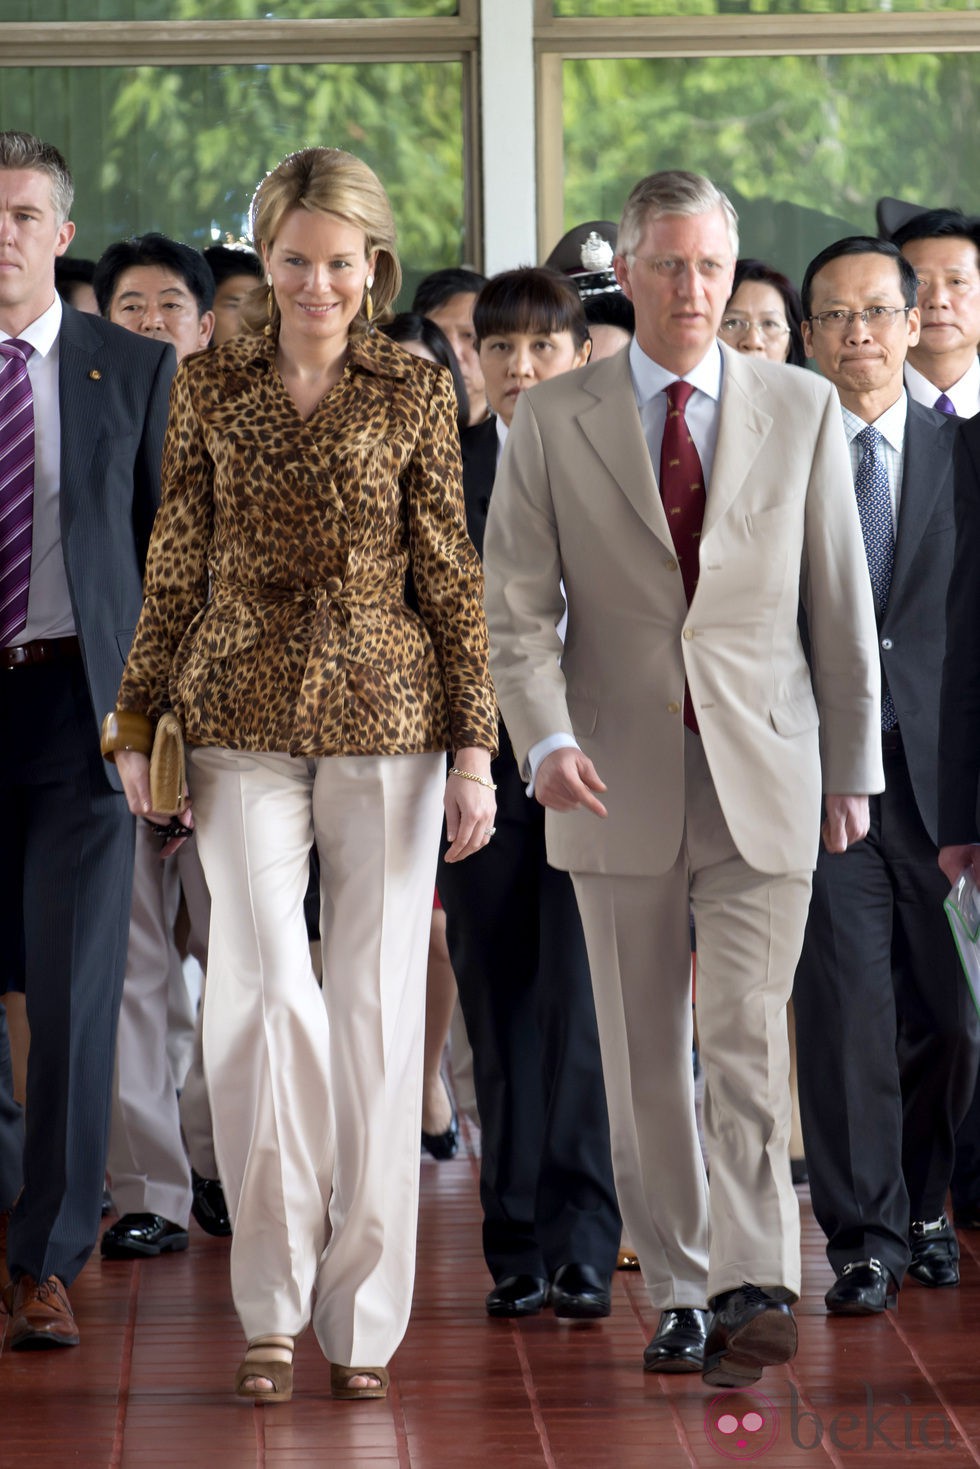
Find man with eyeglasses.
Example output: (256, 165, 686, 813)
(891, 209, 980, 420)
(795, 235, 979, 1320)
(483, 171, 882, 1389)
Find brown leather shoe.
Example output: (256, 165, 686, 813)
(7, 1274, 80, 1350)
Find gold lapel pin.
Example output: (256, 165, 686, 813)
(88, 368, 102, 381)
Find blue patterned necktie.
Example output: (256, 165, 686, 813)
(934, 392, 956, 415)
(854, 424, 897, 731)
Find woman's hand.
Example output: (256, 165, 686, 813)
(444, 746, 496, 863)
(115, 749, 195, 857)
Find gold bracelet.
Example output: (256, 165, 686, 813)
(449, 766, 497, 791)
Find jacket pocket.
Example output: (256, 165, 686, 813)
(769, 692, 819, 737)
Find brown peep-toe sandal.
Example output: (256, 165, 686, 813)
(330, 1362, 389, 1400)
(235, 1335, 294, 1403)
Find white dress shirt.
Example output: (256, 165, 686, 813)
(840, 392, 907, 536)
(905, 357, 980, 419)
(526, 339, 725, 788)
(2, 293, 75, 642)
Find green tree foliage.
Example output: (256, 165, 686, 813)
(0, 58, 466, 300)
(563, 52, 980, 284)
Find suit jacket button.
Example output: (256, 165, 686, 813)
(881, 637, 893, 650)
(665, 557, 679, 572)
(324, 577, 343, 597)
(667, 701, 681, 715)
(683, 628, 695, 640)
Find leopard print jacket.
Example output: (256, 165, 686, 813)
(115, 329, 497, 758)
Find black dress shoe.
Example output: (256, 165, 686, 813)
(702, 1284, 797, 1387)
(825, 1259, 898, 1315)
(643, 1308, 709, 1373)
(485, 1274, 550, 1318)
(191, 1172, 232, 1237)
(421, 1104, 459, 1161)
(549, 1262, 611, 1320)
(101, 1213, 189, 1259)
(908, 1216, 959, 1287)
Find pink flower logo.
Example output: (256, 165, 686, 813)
(703, 1390, 780, 1459)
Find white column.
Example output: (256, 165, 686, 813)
(479, 0, 537, 275)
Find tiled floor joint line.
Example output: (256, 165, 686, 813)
(784, 1360, 846, 1468)
(885, 1307, 980, 1465)
(512, 1322, 559, 1469)
(109, 1260, 142, 1469)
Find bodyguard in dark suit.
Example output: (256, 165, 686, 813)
(438, 278, 620, 1318)
(938, 414, 980, 1223)
(0, 132, 173, 1349)
(795, 236, 980, 1316)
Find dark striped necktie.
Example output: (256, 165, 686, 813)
(0, 337, 36, 647)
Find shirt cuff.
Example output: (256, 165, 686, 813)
(526, 732, 581, 797)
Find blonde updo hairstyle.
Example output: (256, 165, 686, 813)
(242, 146, 401, 338)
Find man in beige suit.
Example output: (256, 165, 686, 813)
(483, 171, 884, 1389)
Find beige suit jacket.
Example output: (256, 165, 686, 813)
(483, 343, 884, 877)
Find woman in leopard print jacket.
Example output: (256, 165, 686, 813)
(103, 147, 497, 1405)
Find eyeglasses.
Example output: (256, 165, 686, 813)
(719, 315, 790, 341)
(631, 255, 731, 280)
(808, 306, 911, 333)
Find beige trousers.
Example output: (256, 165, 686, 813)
(188, 746, 445, 1367)
(108, 823, 211, 1223)
(572, 733, 811, 1309)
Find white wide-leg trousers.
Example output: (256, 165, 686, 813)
(188, 747, 445, 1367)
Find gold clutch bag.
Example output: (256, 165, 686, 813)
(149, 712, 186, 815)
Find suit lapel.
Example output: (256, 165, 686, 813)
(575, 351, 674, 551)
(701, 347, 773, 542)
(58, 305, 110, 546)
(888, 400, 947, 608)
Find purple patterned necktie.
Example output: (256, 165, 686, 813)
(934, 392, 956, 416)
(0, 338, 35, 647)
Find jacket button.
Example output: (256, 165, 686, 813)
(881, 637, 893, 650)
(665, 557, 679, 572)
(324, 577, 343, 597)
(667, 701, 681, 715)
(683, 628, 695, 640)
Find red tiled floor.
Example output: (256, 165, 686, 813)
(4, 1120, 980, 1467)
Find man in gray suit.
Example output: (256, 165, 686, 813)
(0, 131, 174, 1349)
(795, 236, 980, 1317)
(484, 171, 882, 1388)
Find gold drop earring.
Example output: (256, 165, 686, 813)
(264, 272, 274, 336)
(364, 273, 374, 325)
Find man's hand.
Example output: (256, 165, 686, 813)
(821, 794, 870, 854)
(535, 748, 607, 817)
(939, 844, 980, 887)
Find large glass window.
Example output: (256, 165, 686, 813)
(561, 51, 980, 284)
(553, 1, 978, 14)
(0, 61, 466, 301)
(3, 1, 458, 19)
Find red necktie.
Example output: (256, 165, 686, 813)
(659, 380, 705, 733)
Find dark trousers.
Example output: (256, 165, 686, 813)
(437, 735, 620, 1283)
(952, 1077, 980, 1210)
(0, 658, 135, 1286)
(794, 743, 980, 1284)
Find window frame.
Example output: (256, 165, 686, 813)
(0, 2, 483, 265)
(533, 0, 980, 257)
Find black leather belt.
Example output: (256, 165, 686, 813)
(881, 727, 902, 755)
(2, 636, 82, 669)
